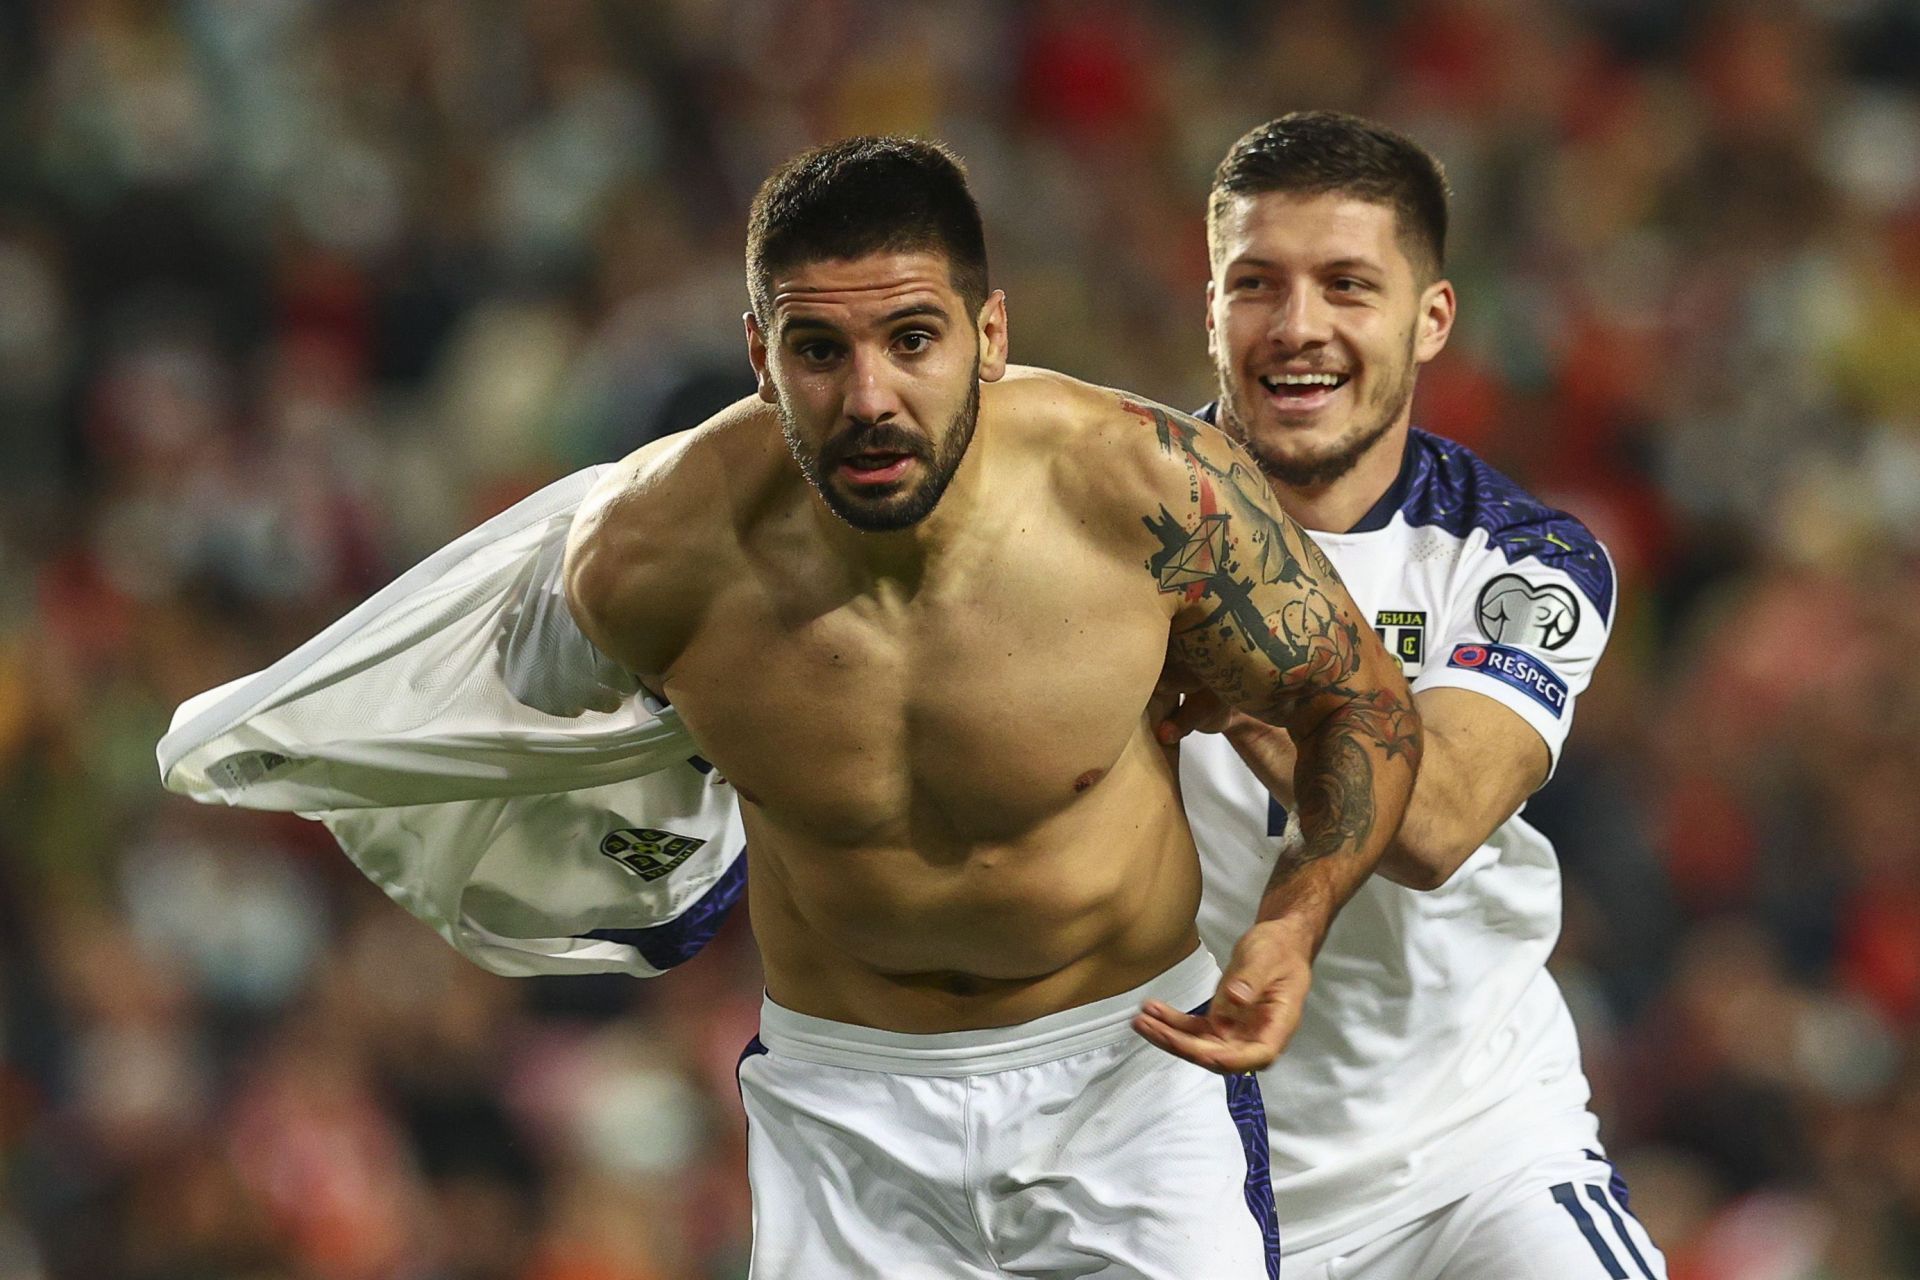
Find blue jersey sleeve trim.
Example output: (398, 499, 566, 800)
(1186, 412, 1613, 620)
(1398, 430, 1614, 620)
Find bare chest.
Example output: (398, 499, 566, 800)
(662, 531, 1170, 844)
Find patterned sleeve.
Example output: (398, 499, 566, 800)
(1411, 515, 1616, 773)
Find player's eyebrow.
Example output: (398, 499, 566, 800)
(1223, 255, 1386, 274)
(878, 302, 950, 326)
(778, 302, 951, 339)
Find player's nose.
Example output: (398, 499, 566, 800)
(1267, 287, 1331, 350)
(842, 346, 903, 424)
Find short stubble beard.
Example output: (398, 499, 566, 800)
(780, 375, 981, 533)
(1217, 325, 1419, 491)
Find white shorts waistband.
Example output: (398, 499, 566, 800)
(756, 945, 1220, 1076)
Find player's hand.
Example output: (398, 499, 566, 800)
(1150, 658, 1232, 744)
(1132, 922, 1313, 1074)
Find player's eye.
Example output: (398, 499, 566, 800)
(1232, 276, 1268, 292)
(895, 330, 936, 355)
(1329, 277, 1372, 294)
(795, 340, 842, 365)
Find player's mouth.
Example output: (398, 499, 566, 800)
(1258, 371, 1350, 415)
(837, 452, 917, 485)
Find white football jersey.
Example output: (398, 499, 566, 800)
(1182, 414, 1618, 1252)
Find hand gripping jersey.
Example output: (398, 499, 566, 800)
(1183, 414, 1619, 1253)
(157, 467, 748, 978)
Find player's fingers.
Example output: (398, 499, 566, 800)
(1131, 1011, 1228, 1072)
(1158, 691, 1230, 744)
(1211, 990, 1305, 1068)
(1207, 1041, 1281, 1074)
(1137, 999, 1212, 1035)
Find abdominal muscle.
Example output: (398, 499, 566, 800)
(743, 733, 1206, 1033)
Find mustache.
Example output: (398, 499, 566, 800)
(820, 424, 933, 467)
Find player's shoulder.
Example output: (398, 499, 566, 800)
(988, 367, 1241, 517)
(576, 396, 779, 543)
(1399, 429, 1615, 620)
(566, 396, 776, 669)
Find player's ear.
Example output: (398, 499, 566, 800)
(976, 289, 1009, 382)
(744, 311, 778, 403)
(1413, 278, 1456, 366)
(1204, 279, 1219, 362)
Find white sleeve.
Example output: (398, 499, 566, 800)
(1411, 525, 1616, 773)
(156, 465, 748, 979)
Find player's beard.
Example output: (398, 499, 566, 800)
(782, 376, 981, 533)
(1218, 324, 1418, 491)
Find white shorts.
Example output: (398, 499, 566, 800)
(1285, 1147, 1667, 1280)
(736, 947, 1279, 1279)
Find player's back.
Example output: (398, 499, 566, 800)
(567, 370, 1207, 1033)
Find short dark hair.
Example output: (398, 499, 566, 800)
(746, 136, 989, 321)
(1208, 112, 1450, 281)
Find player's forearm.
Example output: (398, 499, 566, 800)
(1255, 689, 1421, 952)
(1231, 714, 1513, 893)
(1382, 725, 1528, 898)
(1371, 725, 1493, 890)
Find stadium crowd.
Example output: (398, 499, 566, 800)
(1, 0, 1919, 1276)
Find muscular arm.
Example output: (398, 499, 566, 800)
(1119, 399, 1421, 1070)
(561, 407, 749, 683)
(1217, 686, 1548, 891)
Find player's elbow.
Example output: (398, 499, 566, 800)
(1376, 812, 1484, 891)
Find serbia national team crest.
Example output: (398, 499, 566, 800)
(601, 827, 708, 880)
(1475, 574, 1579, 650)
(1374, 609, 1427, 676)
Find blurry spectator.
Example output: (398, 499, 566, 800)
(3, 2, 1920, 1276)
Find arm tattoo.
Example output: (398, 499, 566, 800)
(1126, 398, 1422, 879)
(1284, 690, 1421, 872)
(1127, 399, 1362, 718)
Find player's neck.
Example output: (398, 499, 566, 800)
(1272, 421, 1411, 534)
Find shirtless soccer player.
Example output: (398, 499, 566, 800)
(562, 136, 1419, 1279)
(1155, 113, 1669, 1279)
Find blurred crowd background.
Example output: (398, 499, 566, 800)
(1, 0, 1919, 1276)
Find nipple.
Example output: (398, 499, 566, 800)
(1072, 768, 1105, 794)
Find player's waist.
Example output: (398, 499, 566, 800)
(756, 945, 1218, 1075)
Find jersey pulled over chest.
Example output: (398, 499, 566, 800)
(663, 511, 1170, 845)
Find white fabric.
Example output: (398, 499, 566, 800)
(1184, 430, 1620, 1254)
(156, 467, 748, 978)
(1284, 1145, 1668, 1280)
(739, 949, 1278, 1280)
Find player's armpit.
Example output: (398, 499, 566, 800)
(1374, 686, 1549, 891)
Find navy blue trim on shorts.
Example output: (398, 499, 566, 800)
(583, 851, 747, 970)
(1584, 1148, 1640, 1219)
(1552, 1182, 1626, 1278)
(1224, 1072, 1280, 1279)
(738, 1034, 768, 1070)
(1585, 1186, 1655, 1279)
(735, 1034, 768, 1102)
(1190, 999, 1279, 1279)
